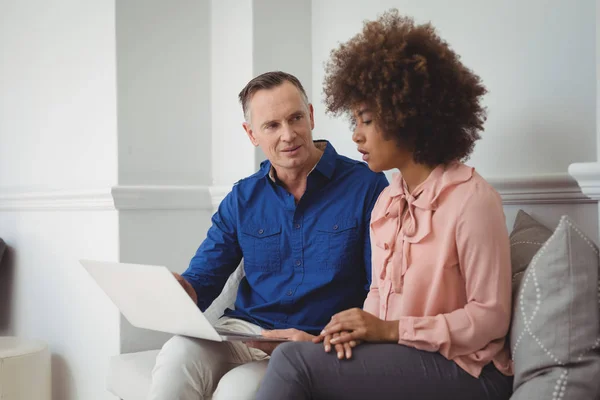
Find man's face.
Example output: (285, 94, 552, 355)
(243, 82, 315, 171)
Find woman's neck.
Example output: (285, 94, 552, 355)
(398, 160, 436, 194)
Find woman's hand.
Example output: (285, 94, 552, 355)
(316, 308, 399, 344)
(314, 331, 361, 359)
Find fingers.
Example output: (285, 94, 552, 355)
(333, 333, 345, 359)
(323, 334, 332, 352)
(322, 313, 363, 335)
(320, 322, 347, 336)
(343, 341, 352, 359)
(330, 330, 361, 345)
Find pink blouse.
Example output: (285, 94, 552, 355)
(364, 162, 513, 378)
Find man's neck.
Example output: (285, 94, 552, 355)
(274, 145, 324, 201)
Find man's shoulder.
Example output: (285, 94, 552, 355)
(333, 153, 387, 184)
(229, 170, 267, 195)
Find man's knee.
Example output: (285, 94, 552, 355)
(150, 335, 235, 399)
(213, 360, 269, 400)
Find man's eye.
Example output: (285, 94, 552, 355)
(293, 115, 303, 121)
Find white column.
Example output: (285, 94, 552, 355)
(210, 0, 256, 189)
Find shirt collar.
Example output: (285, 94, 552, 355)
(260, 140, 337, 182)
(388, 162, 474, 207)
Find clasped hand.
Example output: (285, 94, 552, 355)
(313, 308, 398, 359)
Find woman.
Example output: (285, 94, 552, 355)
(255, 10, 513, 400)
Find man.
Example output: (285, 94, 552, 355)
(148, 71, 388, 400)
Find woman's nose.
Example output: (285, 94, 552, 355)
(352, 129, 362, 144)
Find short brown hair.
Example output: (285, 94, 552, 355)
(323, 9, 487, 166)
(238, 71, 309, 122)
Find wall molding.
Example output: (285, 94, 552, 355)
(487, 173, 594, 205)
(112, 185, 213, 210)
(0, 175, 591, 211)
(568, 162, 600, 201)
(208, 185, 232, 211)
(0, 189, 115, 211)
(0, 186, 218, 211)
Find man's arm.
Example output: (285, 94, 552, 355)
(180, 189, 243, 311)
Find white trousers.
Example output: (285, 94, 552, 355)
(147, 317, 269, 400)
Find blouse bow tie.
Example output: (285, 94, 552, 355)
(370, 164, 473, 293)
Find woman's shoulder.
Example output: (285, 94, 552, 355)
(439, 165, 502, 210)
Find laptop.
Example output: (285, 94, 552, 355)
(80, 259, 288, 342)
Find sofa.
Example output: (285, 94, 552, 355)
(107, 210, 600, 399)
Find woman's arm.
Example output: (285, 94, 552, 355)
(322, 183, 512, 359)
(394, 183, 512, 358)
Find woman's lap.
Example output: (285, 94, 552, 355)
(256, 342, 512, 400)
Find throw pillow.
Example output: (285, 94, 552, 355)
(510, 215, 600, 399)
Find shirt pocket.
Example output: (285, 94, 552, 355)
(316, 218, 359, 270)
(239, 224, 282, 272)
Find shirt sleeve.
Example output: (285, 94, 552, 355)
(395, 183, 512, 359)
(363, 225, 381, 316)
(363, 174, 389, 315)
(181, 189, 243, 311)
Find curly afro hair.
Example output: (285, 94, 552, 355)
(323, 9, 487, 166)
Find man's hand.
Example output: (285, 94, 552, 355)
(246, 328, 314, 355)
(173, 273, 198, 304)
(315, 308, 399, 344)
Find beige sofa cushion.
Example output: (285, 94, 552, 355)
(107, 350, 159, 400)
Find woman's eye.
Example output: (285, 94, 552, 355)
(363, 120, 372, 125)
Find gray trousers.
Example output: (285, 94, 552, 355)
(255, 342, 512, 400)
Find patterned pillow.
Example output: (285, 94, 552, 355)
(509, 210, 553, 297)
(510, 216, 600, 399)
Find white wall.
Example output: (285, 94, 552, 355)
(311, 0, 597, 178)
(117, 0, 211, 186)
(0, 0, 118, 191)
(0, 1, 120, 399)
(0, 212, 120, 400)
(253, 0, 312, 168)
(211, 0, 256, 186)
(115, 0, 216, 354)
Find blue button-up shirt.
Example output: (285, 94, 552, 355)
(183, 141, 388, 335)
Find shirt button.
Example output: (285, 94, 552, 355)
(295, 223, 301, 229)
(333, 224, 339, 230)
(295, 260, 302, 266)
(258, 229, 264, 235)
(286, 290, 293, 296)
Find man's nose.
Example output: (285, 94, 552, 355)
(281, 123, 296, 142)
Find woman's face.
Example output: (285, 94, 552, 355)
(351, 105, 412, 172)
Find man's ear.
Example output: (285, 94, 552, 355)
(243, 122, 259, 147)
(308, 103, 315, 130)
